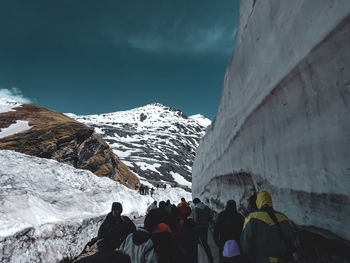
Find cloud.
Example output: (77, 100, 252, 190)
(125, 25, 237, 55)
(0, 87, 33, 104)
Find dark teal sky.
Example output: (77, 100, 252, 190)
(0, 0, 239, 120)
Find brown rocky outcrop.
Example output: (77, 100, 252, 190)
(0, 104, 139, 188)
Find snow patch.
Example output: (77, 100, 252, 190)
(0, 120, 32, 139)
(0, 98, 21, 114)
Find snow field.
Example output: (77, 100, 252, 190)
(0, 150, 191, 262)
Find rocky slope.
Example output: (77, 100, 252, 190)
(0, 100, 138, 188)
(193, 0, 350, 258)
(67, 103, 211, 189)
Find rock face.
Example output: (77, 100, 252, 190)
(67, 103, 211, 189)
(193, 0, 350, 244)
(0, 103, 138, 188)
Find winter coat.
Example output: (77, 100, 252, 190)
(120, 227, 157, 263)
(240, 191, 296, 263)
(192, 202, 212, 227)
(97, 213, 136, 252)
(177, 201, 192, 219)
(152, 223, 174, 263)
(214, 208, 244, 249)
(177, 219, 199, 263)
(147, 203, 158, 214)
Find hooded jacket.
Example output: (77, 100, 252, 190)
(177, 201, 191, 219)
(97, 212, 136, 251)
(240, 191, 296, 263)
(214, 207, 244, 248)
(120, 227, 157, 263)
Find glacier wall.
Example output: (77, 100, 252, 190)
(193, 0, 350, 241)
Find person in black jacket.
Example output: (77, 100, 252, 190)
(214, 200, 244, 261)
(96, 202, 136, 252)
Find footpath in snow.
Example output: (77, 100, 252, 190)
(0, 150, 191, 263)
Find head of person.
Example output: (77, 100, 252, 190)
(256, 191, 273, 209)
(144, 209, 159, 233)
(159, 201, 166, 209)
(193, 198, 201, 205)
(226, 200, 237, 213)
(111, 202, 123, 218)
(153, 201, 157, 205)
(166, 200, 171, 205)
(181, 197, 186, 203)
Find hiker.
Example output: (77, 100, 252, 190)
(147, 201, 158, 214)
(177, 197, 191, 219)
(214, 200, 244, 262)
(168, 204, 182, 238)
(156, 201, 171, 226)
(150, 187, 154, 197)
(120, 210, 158, 263)
(152, 222, 175, 263)
(164, 184, 167, 190)
(177, 218, 199, 263)
(247, 194, 257, 213)
(192, 198, 213, 263)
(165, 200, 172, 214)
(139, 184, 144, 195)
(240, 191, 296, 263)
(96, 202, 136, 252)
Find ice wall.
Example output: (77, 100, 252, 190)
(193, 0, 350, 241)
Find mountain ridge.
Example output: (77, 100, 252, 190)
(67, 103, 211, 189)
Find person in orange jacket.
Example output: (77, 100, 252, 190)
(177, 197, 191, 219)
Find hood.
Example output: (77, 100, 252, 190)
(132, 228, 151, 245)
(154, 223, 172, 234)
(256, 191, 273, 209)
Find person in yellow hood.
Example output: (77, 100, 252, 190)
(240, 191, 296, 263)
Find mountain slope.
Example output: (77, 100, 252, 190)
(0, 100, 138, 188)
(67, 103, 211, 189)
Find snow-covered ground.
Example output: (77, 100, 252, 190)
(0, 98, 20, 114)
(0, 120, 32, 139)
(0, 99, 32, 139)
(0, 150, 191, 263)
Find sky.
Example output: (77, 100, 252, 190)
(0, 0, 239, 120)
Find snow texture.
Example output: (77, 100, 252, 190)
(0, 98, 21, 114)
(193, 0, 350, 241)
(0, 120, 32, 139)
(66, 103, 211, 189)
(0, 150, 191, 262)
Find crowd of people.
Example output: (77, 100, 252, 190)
(91, 191, 296, 263)
(136, 183, 167, 197)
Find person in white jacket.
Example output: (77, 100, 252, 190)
(120, 210, 158, 263)
(146, 201, 158, 214)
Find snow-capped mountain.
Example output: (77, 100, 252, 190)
(0, 150, 191, 262)
(67, 103, 211, 189)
